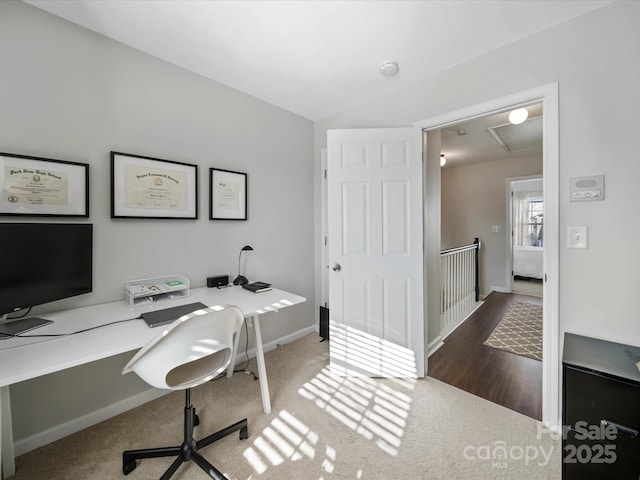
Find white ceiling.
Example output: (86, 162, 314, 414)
(441, 103, 544, 167)
(25, 0, 612, 121)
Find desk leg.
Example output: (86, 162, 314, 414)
(1, 386, 15, 479)
(249, 315, 271, 415)
(227, 325, 242, 379)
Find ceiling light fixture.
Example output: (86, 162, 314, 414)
(379, 61, 399, 77)
(440, 154, 447, 167)
(508, 107, 529, 125)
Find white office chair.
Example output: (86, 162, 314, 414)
(121, 305, 248, 480)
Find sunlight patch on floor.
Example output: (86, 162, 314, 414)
(243, 410, 328, 475)
(298, 364, 414, 457)
(329, 322, 419, 378)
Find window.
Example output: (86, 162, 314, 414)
(514, 192, 543, 247)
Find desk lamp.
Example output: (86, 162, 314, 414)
(233, 245, 253, 285)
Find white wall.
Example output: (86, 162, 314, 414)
(441, 154, 542, 295)
(0, 0, 314, 449)
(315, 1, 640, 355)
(425, 132, 442, 346)
(512, 177, 543, 194)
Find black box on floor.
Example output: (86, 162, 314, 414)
(319, 306, 329, 341)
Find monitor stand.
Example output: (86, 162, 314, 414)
(0, 314, 53, 338)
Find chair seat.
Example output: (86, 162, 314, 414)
(123, 305, 243, 390)
(121, 305, 248, 480)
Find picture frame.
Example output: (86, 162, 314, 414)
(0, 152, 89, 217)
(209, 168, 247, 220)
(111, 151, 198, 219)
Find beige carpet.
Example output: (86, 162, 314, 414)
(484, 302, 543, 361)
(13, 333, 559, 479)
(512, 279, 543, 297)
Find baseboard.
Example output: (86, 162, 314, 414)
(13, 324, 317, 456)
(259, 325, 316, 355)
(14, 388, 169, 456)
(442, 301, 483, 340)
(427, 302, 484, 360)
(427, 337, 444, 357)
(489, 285, 509, 294)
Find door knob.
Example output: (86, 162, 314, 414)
(332, 263, 342, 272)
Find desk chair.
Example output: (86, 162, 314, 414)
(121, 305, 248, 480)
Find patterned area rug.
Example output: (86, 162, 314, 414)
(483, 302, 543, 361)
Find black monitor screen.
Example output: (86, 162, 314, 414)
(0, 223, 93, 316)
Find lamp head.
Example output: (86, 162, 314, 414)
(233, 245, 254, 285)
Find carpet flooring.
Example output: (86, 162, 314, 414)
(12, 333, 559, 479)
(512, 278, 543, 297)
(484, 302, 543, 361)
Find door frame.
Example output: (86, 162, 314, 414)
(414, 82, 560, 429)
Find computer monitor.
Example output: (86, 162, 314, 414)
(0, 222, 93, 337)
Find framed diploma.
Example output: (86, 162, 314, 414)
(0, 152, 89, 217)
(111, 152, 198, 219)
(209, 168, 247, 220)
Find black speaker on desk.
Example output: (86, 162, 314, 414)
(319, 306, 329, 342)
(207, 275, 229, 288)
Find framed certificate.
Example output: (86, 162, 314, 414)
(0, 152, 89, 217)
(111, 151, 198, 219)
(209, 168, 247, 220)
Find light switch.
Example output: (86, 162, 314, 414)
(491, 225, 501, 233)
(567, 226, 588, 249)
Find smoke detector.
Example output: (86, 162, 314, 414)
(379, 61, 399, 77)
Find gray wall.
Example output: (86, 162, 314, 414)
(441, 154, 542, 296)
(1, 0, 314, 448)
(315, 1, 640, 353)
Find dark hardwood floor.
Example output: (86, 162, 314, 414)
(427, 292, 543, 420)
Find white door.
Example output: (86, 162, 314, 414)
(327, 127, 424, 378)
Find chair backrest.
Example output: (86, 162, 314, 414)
(123, 305, 244, 390)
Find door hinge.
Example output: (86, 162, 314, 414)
(324, 169, 327, 179)
(324, 236, 327, 246)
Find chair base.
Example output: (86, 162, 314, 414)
(123, 390, 248, 480)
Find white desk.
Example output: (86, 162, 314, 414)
(0, 286, 305, 479)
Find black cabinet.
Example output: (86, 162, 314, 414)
(562, 333, 640, 479)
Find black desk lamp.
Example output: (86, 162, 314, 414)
(233, 245, 253, 285)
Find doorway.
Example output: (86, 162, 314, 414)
(416, 83, 559, 428)
(510, 176, 544, 298)
(429, 106, 544, 419)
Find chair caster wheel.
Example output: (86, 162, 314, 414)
(240, 426, 248, 440)
(123, 460, 137, 475)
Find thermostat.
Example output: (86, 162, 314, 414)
(570, 175, 604, 202)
